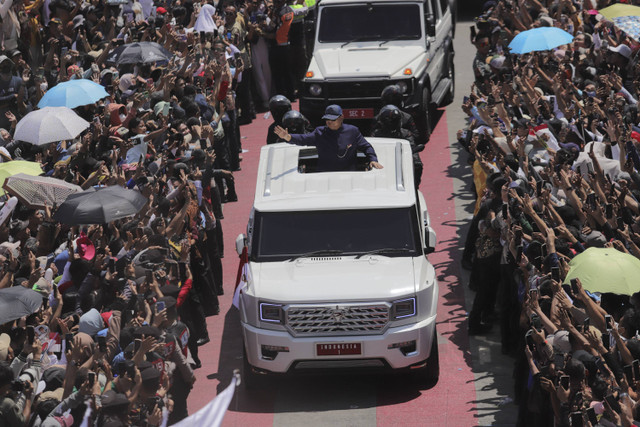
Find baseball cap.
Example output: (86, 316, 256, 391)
(0, 56, 14, 66)
(48, 17, 63, 26)
(322, 104, 343, 120)
(608, 44, 632, 59)
(153, 101, 171, 117)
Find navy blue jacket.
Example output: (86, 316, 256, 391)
(288, 124, 378, 171)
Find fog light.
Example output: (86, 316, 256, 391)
(261, 345, 290, 361)
(309, 84, 322, 96)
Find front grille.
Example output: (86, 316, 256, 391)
(285, 304, 390, 336)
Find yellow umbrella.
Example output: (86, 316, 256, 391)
(0, 161, 43, 195)
(599, 4, 640, 19)
(564, 247, 640, 296)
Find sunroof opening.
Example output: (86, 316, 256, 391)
(297, 147, 372, 173)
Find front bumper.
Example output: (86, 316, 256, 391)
(242, 314, 436, 373)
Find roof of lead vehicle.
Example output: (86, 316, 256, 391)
(253, 138, 416, 212)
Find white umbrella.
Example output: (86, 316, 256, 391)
(14, 107, 90, 145)
(3, 173, 83, 209)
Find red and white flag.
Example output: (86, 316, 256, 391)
(232, 247, 249, 309)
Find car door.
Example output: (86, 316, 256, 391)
(425, 0, 445, 88)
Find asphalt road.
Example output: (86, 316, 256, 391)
(184, 20, 520, 427)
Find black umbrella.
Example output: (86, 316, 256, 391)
(0, 286, 44, 325)
(53, 186, 147, 225)
(106, 42, 172, 65)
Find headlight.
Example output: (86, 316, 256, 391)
(260, 302, 283, 323)
(391, 297, 416, 319)
(396, 81, 408, 93)
(309, 84, 322, 96)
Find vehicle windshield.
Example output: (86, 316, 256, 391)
(252, 208, 421, 261)
(318, 4, 422, 43)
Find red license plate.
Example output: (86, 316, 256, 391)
(343, 108, 374, 119)
(317, 343, 362, 356)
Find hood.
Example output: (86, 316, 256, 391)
(250, 257, 416, 302)
(313, 45, 426, 79)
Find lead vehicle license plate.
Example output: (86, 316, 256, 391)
(316, 343, 362, 356)
(342, 108, 374, 119)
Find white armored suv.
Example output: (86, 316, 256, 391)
(236, 138, 439, 386)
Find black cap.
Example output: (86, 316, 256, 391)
(157, 296, 177, 310)
(140, 365, 161, 382)
(159, 285, 180, 299)
(101, 390, 130, 409)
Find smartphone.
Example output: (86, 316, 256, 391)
(560, 375, 570, 390)
(529, 288, 538, 298)
(61, 46, 68, 56)
(178, 262, 186, 280)
(156, 301, 166, 313)
(125, 360, 136, 378)
(515, 228, 523, 242)
(586, 407, 597, 425)
(65, 333, 73, 351)
(617, 216, 626, 229)
(97, 335, 107, 353)
(583, 317, 590, 330)
(146, 269, 153, 283)
(525, 330, 535, 351)
(634, 360, 640, 379)
(502, 204, 508, 219)
(605, 315, 613, 330)
(602, 332, 611, 351)
(536, 180, 543, 195)
(26, 326, 35, 345)
(108, 258, 115, 274)
(596, 357, 608, 375)
(570, 412, 583, 427)
(625, 364, 635, 382)
(551, 266, 560, 282)
(570, 278, 580, 295)
(606, 203, 614, 219)
(516, 245, 523, 263)
(134, 338, 142, 353)
(562, 283, 573, 296)
(587, 193, 597, 210)
(606, 393, 622, 413)
(540, 243, 547, 258)
(531, 313, 542, 332)
(88, 371, 96, 386)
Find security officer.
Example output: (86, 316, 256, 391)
(281, 110, 312, 135)
(380, 84, 420, 141)
(289, 0, 309, 96)
(372, 105, 424, 187)
(275, 104, 383, 171)
(266, 95, 292, 144)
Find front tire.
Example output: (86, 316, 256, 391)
(243, 346, 265, 390)
(415, 327, 439, 386)
(419, 87, 433, 142)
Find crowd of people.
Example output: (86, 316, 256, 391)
(460, 0, 640, 425)
(0, 0, 319, 424)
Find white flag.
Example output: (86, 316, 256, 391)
(173, 372, 240, 427)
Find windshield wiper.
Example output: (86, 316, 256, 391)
(379, 35, 418, 46)
(341, 35, 381, 48)
(355, 248, 411, 259)
(288, 249, 344, 261)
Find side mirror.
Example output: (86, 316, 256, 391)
(236, 233, 246, 256)
(424, 226, 436, 254)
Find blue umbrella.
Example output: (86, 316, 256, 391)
(508, 27, 574, 54)
(38, 79, 109, 109)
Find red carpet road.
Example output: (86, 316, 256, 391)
(186, 108, 478, 426)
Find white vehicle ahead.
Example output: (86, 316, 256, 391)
(299, 0, 456, 139)
(236, 139, 439, 386)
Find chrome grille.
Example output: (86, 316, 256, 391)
(285, 304, 390, 336)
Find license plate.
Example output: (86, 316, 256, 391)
(343, 108, 374, 119)
(316, 342, 362, 356)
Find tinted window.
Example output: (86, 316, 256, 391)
(319, 4, 422, 43)
(252, 208, 421, 261)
